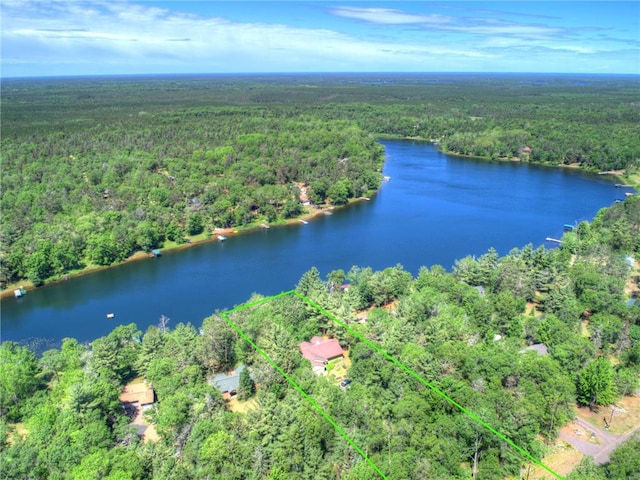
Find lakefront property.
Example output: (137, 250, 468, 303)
(211, 364, 247, 400)
(299, 336, 345, 375)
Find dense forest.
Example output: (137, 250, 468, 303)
(2, 74, 639, 288)
(1, 75, 639, 477)
(1, 194, 639, 479)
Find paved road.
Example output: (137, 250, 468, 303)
(559, 416, 640, 464)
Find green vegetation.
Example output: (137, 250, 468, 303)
(1, 74, 638, 477)
(1, 195, 638, 478)
(2, 74, 639, 288)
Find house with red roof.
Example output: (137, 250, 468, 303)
(299, 336, 344, 374)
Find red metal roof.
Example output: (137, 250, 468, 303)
(300, 337, 344, 363)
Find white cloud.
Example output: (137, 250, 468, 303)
(332, 6, 452, 26)
(1, 0, 490, 75)
(0, 1, 637, 75)
(332, 6, 563, 40)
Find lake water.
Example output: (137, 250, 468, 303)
(1, 140, 629, 349)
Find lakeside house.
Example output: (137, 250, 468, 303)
(519, 343, 549, 356)
(211, 364, 247, 400)
(517, 146, 532, 160)
(119, 381, 156, 439)
(299, 336, 344, 375)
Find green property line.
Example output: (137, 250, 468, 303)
(220, 292, 388, 480)
(293, 291, 564, 480)
(222, 290, 564, 480)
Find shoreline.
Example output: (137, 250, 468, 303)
(0, 196, 374, 300)
(389, 134, 637, 185)
(3, 139, 637, 299)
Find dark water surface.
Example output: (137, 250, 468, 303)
(2, 140, 629, 348)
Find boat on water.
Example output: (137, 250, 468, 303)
(14, 286, 26, 298)
(563, 224, 575, 232)
(218, 235, 227, 241)
(106, 313, 115, 319)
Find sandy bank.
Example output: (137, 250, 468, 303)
(0, 197, 374, 299)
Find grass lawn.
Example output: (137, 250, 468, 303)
(227, 396, 259, 414)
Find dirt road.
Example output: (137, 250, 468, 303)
(559, 416, 640, 464)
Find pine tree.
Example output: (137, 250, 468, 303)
(238, 367, 255, 401)
(576, 357, 618, 409)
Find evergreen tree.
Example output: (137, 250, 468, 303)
(237, 367, 256, 401)
(576, 357, 618, 409)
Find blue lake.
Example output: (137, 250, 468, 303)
(1, 140, 630, 349)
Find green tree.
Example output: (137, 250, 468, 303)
(198, 315, 237, 372)
(605, 433, 640, 479)
(0, 342, 42, 420)
(327, 178, 351, 205)
(24, 247, 51, 285)
(296, 266, 325, 298)
(576, 357, 618, 409)
(282, 198, 302, 219)
(186, 212, 204, 235)
(87, 233, 119, 266)
(237, 367, 256, 401)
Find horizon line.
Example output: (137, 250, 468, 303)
(3, 71, 639, 81)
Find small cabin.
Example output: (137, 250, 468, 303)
(211, 365, 247, 400)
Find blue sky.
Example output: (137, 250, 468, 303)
(1, 1, 638, 77)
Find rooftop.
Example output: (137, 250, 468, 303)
(211, 364, 246, 393)
(300, 336, 344, 363)
(119, 381, 155, 405)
